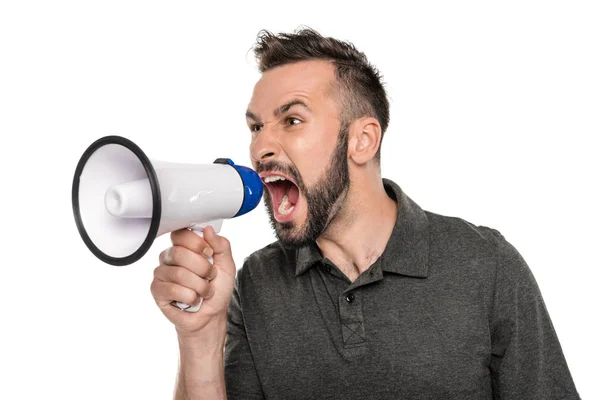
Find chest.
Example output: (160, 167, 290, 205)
(243, 271, 493, 399)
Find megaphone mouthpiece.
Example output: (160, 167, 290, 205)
(105, 178, 153, 218)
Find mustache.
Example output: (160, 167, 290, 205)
(256, 161, 303, 190)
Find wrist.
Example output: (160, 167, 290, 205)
(176, 315, 227, 353)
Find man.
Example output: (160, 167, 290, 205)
(150, 28, 580, 399)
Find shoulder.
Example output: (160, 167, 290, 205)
(426, 210, 505, 256)
(424, 210, 531, 282)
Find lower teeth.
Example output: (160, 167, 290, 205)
(278, 194, 295, 215)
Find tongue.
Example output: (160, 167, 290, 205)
(287, 183, 299, 205)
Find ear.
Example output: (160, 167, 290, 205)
(347, 117, 381, 165)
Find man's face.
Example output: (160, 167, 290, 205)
(246, 60, 350, 248)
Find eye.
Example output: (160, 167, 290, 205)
(249, 124, 263, 133)
(285, 117, 302, 126)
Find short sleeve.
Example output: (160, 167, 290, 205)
(489, 233, 580, 399)
(224, 268, 265, 400)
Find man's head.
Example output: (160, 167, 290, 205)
(246, 27, 390, 248)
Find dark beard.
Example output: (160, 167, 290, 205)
(258, 125, 350, 248)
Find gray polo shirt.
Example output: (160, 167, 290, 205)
(224, 178, 580, 399)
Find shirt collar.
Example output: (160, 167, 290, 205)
(295, 178, 430, 278)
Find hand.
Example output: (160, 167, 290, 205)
(150, 226, 236, 338)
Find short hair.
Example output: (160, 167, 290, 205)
(251, 27, 390, 162)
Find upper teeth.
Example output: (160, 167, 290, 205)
(264, 175, 287, 183)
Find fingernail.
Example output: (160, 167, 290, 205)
(203, 247, 213, 258)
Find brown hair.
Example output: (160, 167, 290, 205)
(251, 27, 390, 162)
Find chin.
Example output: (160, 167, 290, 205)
(269, 211, 314, 249)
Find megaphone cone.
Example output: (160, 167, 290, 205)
(72, 135, 263, 311)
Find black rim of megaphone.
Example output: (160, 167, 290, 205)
(72, 135, 161, 266)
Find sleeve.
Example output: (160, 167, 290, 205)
(489, 233, 580, 399)
(224, 267, 265, 400)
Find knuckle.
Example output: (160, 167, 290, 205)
(169, 266, 185, 283)
(160, 247, 174, 265)
(150, 279, 158, 294)
(168, 284, 181, 299)
(170, 229, 186, 245)
(151, 280, 167, 299)
(221, 236, 231, 248)
(191, 237, 206, 254)
(154, 266, 166, 281)
(170, 246, 183, 265)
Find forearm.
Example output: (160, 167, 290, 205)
(174, 320, 227, 400)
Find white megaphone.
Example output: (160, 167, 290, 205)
(72, 135, 263, 312)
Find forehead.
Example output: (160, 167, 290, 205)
(248, 60, 337, 112)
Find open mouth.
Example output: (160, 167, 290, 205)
(262, 174, 300, 222)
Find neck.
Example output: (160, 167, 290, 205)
(316, 174, 397, 282)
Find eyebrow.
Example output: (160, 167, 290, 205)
(245, 99, 311, 123)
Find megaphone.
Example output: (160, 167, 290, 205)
(72, 135, 263, 312)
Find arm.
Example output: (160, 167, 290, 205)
(149, 227, 237, 400)
(174, 318, 227, 400)
(489, 233, 580, 399)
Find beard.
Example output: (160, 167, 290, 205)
(258, 124, 350, 249)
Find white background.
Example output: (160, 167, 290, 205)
(1, 1, 598, 399)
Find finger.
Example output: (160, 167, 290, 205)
(202, 226, 233, 265)
(150, 279, 201, 307)
(158, 246, 217, 281)
(153, 265, 216, 299)
(170, 229, 214, 259)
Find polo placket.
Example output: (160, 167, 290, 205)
(339, 290, 365, 347)
(313, 258, 386, 359)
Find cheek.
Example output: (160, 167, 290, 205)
(286, 126, 338, 186)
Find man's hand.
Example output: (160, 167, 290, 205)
(150, 226, 236, 338)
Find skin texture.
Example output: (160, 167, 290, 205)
(247, 60, 398, 281)
(253, 114, 351, 249)
(247, 60, 343, 242)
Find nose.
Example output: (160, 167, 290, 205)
(250, 124, 281, 164)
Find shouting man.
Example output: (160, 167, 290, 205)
(151, 27, 580, 399)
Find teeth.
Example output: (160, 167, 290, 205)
(278, 194, 295, 215)
(264, 175, 287, 183)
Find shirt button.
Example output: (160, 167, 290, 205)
(345, 293, 355, 303)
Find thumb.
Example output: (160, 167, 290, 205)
(203, 226, 234, 269)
